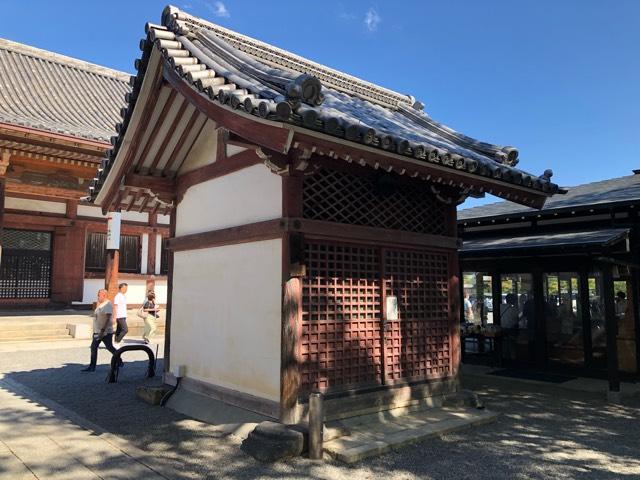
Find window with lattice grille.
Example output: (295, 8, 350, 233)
(0, 229, 52, 299)
(302, 168, 449, 235)
(85, 233, 140, 273)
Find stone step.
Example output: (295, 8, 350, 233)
(323, 407, 499, 464)
(0, 335, 75, 344)
(0, 328, 70, 340)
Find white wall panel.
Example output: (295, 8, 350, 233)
(6, 197, 66, 214)
(170, 239, 282, 401)
(176, 164, 281, 236)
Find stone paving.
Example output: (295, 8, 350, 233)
(0, 340, 639, 479)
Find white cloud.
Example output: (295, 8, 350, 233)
(364, 8, 381, 32)
(206, 1, 230, 18)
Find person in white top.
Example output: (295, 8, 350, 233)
(113, 283, 129, 343)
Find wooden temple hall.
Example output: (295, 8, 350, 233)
(458, 172, 640, 394)
(0, 39, 170, 307)
(89, 6, 561, 421)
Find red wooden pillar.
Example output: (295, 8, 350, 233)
(105, 250, 119, 302)
(164, 211, 176, 374)
(280, 173, 304, 423)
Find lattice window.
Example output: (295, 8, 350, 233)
(85, 233, 140, 273)
(301, 242, 383, 391)
(0, 230, 51, 299)
(303, 168, 449, 235)
(383, 249, 451, 382)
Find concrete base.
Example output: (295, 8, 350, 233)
(324, 406, 499, 464)
(67, 323, 91, 339)
(607, 390, 622, 404)
(163, 385, 271, 439)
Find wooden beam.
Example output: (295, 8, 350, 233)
(134, 88, 178, 175)
(4, 212, 72, 227)
(0, 122, 109, 150)
(292, 133, 550, 209)
(148, 97, 189, 174)
(162, 109, 202, 176)
(291, 218, 459, 250)
(175, 149, 263, 200)
(123, 173, 175, 195)
(167, 219, 284, 252)
(163, 64, 292, 154)
(6, 182, 86, 201)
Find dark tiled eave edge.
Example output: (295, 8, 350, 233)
(88, 6, 560, 204)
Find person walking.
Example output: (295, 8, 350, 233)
(113, 282, 129, 344)
(82, 289, 120, 372)
(142, 291, 160, 344)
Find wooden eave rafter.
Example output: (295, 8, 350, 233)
(0, 123, 108, 157)
(286, 130, 552, 209)
(96, 48, 166, 212)
(162, 64, 293, 155)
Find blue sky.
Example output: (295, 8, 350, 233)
(1, 1, 638, 209)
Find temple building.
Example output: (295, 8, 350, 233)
(459, 172, 640, 394)
(89, 6, 560, 421)
(0, 39, 169, 307)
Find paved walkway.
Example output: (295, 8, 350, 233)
(0, 377, 167, 479)
(0, 341, 639, 479)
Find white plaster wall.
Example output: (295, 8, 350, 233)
(178, 119, 218, 174)
(6, 197, 66, 214)
(77, 205, 148, 223)
(176, 164, 282, 236)
(157, 214, 171, 225)
(141, 234, 149, 275)
(75, 278, 168, 305)
(170, 239, 282, 401)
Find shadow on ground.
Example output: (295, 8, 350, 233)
(1, 347, 640, 479)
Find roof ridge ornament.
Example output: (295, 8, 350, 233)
(160, 5, 416, 110)
(286, 74, 324, 108)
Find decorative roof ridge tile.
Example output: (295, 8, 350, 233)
(161, 5, 416, 110)
(0, 37, 131, 83)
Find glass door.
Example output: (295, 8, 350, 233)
(500, 273, 534, 364)
(614, 278, 636, 373)
(544, 272, 584, 368)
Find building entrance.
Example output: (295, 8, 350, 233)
(0, 229, 52, 299)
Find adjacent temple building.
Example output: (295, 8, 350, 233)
(0, 39, 169, 308)
(88, 6, 560, 421)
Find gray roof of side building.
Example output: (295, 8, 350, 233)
(0, 38, 131, 142)
(94, 5, 560, 200)
(460, 228, 630, 255)
(458, 173, 640, 221)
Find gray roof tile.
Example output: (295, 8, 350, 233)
(0, 38, 131, 142)
(461, 228, 630, 254)
(458, 173, 640, 220)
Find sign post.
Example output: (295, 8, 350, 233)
(105, 212, 121, 301)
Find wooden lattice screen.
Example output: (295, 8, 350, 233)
(383, 249, 451, 382)
(300, 242, 383, 391)
(301, 240, 452, 392)
(302, 168, 449, 235)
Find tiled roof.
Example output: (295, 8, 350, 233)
(0, 38, 131, 142)
(460, 228, 630, 255)
(458, 173, 640, 221)
(93, 5, 560, 201)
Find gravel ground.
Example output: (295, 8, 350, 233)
(1, 345, 639, 480)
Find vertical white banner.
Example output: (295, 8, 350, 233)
(106, 212, 121, 250)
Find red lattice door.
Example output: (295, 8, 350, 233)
(383, 249, 452, 383)
(300, 241, 452, 393)
(301, 242, 383, 392)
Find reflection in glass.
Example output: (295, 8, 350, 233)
(500, 273, 534, 363)
(545, 272, 584, 368)
(462, 272, 494, 325)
